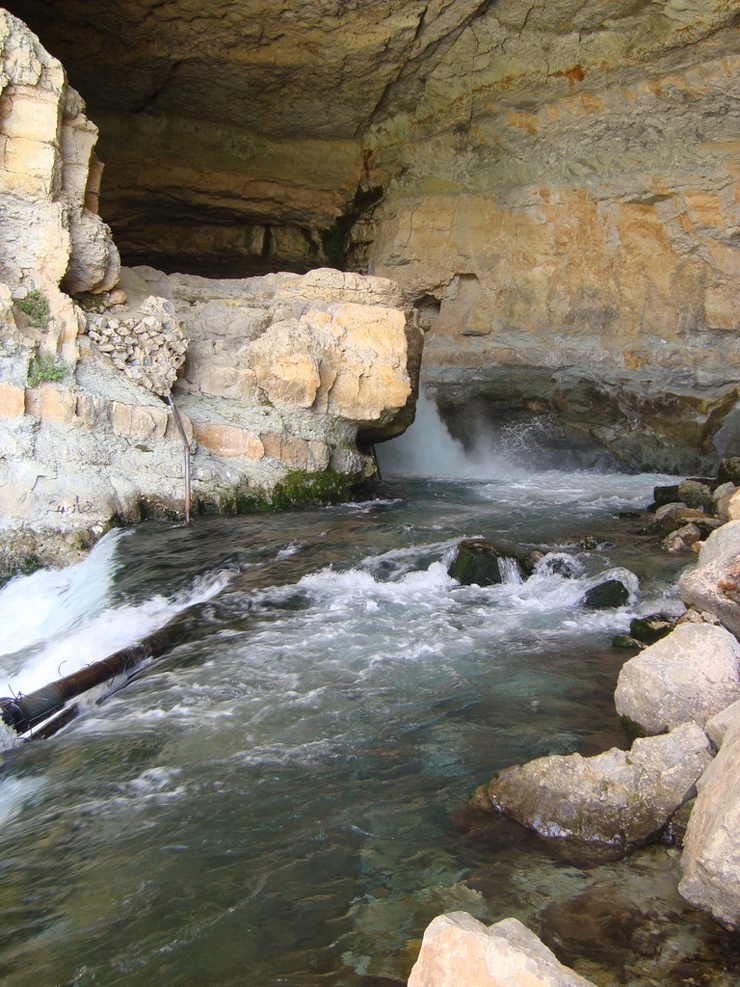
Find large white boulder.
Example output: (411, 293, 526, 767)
(475, 722, 712, 850)
(408, 912, 595, 987)
(614, 623, 740, 734)
(679, 702, 740, 930)
(679, 521, 740, 638)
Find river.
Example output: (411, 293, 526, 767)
(0, 405, 737, 987)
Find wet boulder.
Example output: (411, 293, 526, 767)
(718, 458, 740, 486)
(615, 623, 740, 734)
(475, 722, 712, 851)
(679, 703, 740, 930)
(651, 484, 680, 510)
(629, 614, 674, 645)
(448, 540, 505, 586)
(679, 521, 740, 638)
(448, 540, 536, 586)
(583, 579, 630, 609)
(408, 912, 596, 987)
(677, 479, 714, 512)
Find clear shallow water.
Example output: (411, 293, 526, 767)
(0, 473, 737, 987)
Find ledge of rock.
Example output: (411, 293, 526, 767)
(408, 912, 595, 987)
(0, 15, 422, 576)
(7, 0, 740, 470)
(0, 265, 420, 574)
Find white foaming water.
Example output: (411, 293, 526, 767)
(377, 391, 674, 503)
(0, 528, 125, 658)
(0, 531, 231, 698)
(0, 776, 45, 829)
(377, 392, 473, 477)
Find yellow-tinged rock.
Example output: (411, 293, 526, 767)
(191, 423, 264, 460)
(25, 383, 76, 424)
(408, 912, 595, 987)
(0, 382, 25, 417)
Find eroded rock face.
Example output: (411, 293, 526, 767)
(7, 0, 740, 468)
(475, 722, 712, 850)
(408, 912, 595, 987)
(614, 623, 740, 734)
(0, 10, 119, 311)
(679, 704, 740, 930)
(0, 265, 420, 572)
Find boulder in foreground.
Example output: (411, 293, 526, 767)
(408, 912, 595, 987)
(614, 623, 740, 734)
(679, 702, 740, 930)
(474, 722, 712, 850)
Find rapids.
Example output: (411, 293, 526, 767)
(0, 407, 737, 986)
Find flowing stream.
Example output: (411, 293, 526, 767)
(0, 407, 738, 987)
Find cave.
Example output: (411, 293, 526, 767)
(5, 0, 740, 468)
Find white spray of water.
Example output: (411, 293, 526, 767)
(0, 528, 124, 658)
(0, 531, 231, 698)
(377, 391, 675, 507)
(376, 392, 473, 478)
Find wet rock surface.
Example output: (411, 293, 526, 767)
(475, 723, 712, 851)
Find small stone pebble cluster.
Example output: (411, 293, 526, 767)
(84, 296, 188, 397)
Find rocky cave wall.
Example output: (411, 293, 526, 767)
(6, 0, 740, 469)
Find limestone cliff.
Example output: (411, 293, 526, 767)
(0, 12, 421, 574)
(7, 0, 740, 469)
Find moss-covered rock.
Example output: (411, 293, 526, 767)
(583, 579, 630, 609)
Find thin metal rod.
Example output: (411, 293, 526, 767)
(166, 394, 192, 523)
(371, 444, 382, 482)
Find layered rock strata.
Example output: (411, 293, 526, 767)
(0, 265, 419, 572)
(8, 0, 740, 468)
(0, 8, 119, 364)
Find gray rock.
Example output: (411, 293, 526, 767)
(477, 722, 712, 850)
(679, 709, 740, 930)
(678, 479, 713, 512)
(704, 698, 740, 750)
(614, 623, 740, 734)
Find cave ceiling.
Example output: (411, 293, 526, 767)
(5, 0, 740, 275)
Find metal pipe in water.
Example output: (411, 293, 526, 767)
(166, 394, 192, 523)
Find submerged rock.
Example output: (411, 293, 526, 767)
(475, 722, 712, 851)
(408, 912, 596, 987)
(679, 703, 740, 930)
(614, 623, 740, 735)
(583, 579, 630, 609)
(629, 614, 674, 646)
(448, 540, 535, 586)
